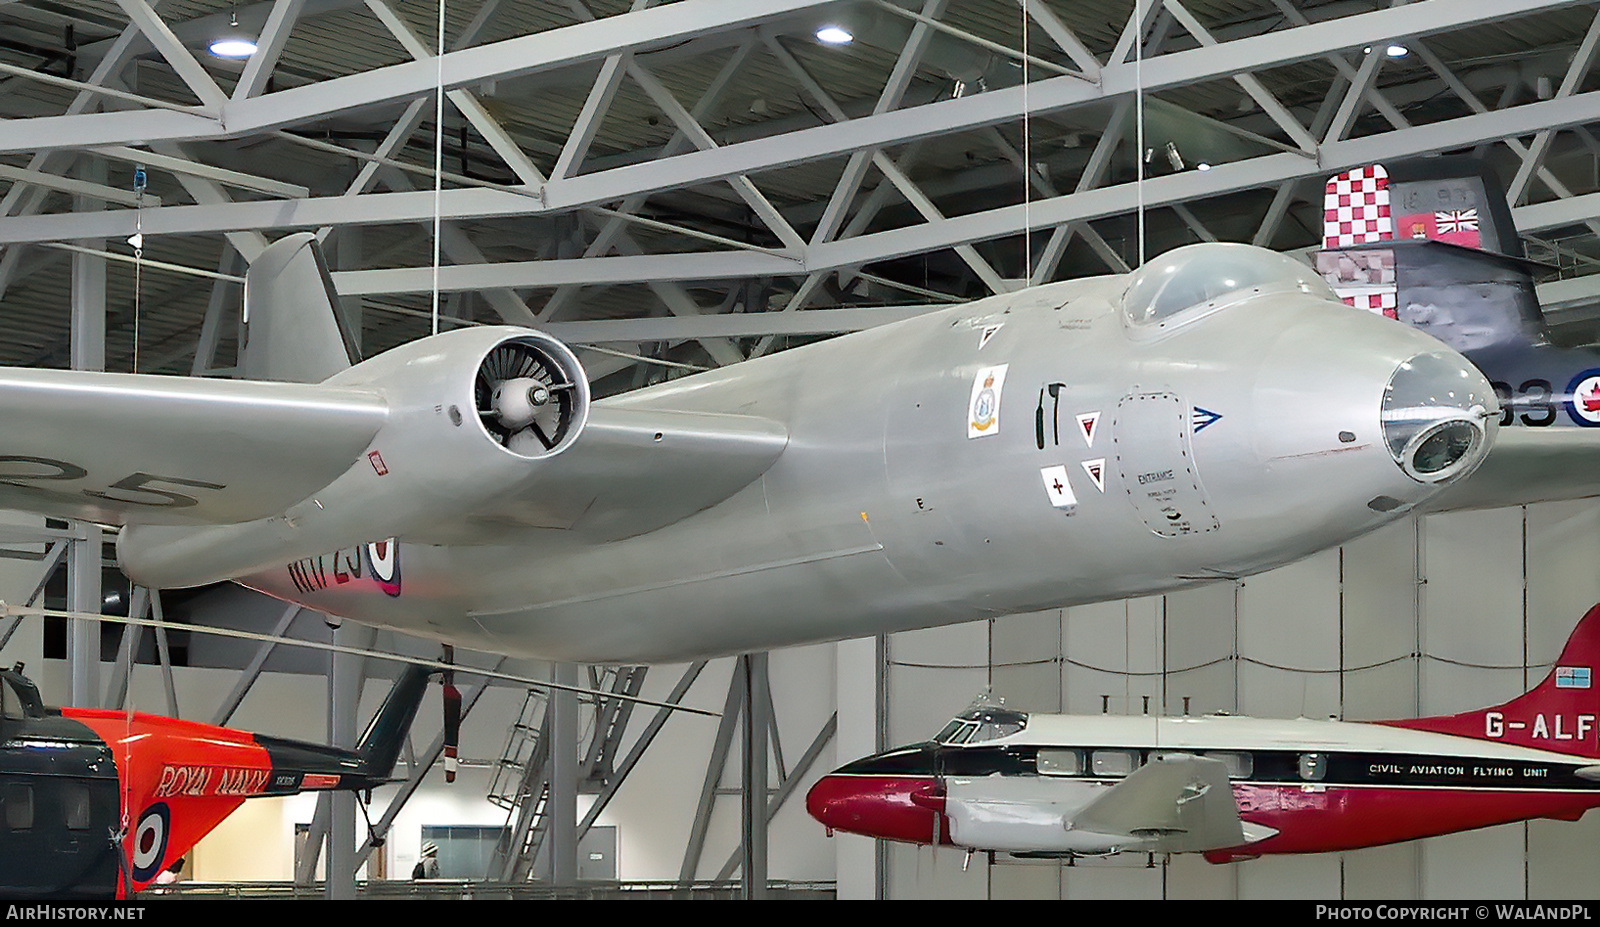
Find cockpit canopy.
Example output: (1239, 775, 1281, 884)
(1121, 242, 1338, 333)
(933, 705, 1029, 746)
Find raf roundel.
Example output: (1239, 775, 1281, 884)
(131, 803, 171, 883)
(1566, 369, 1600, 426)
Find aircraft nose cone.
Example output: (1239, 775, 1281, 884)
(806, 774, 946, 843)
(1380, 351, 1497, 483)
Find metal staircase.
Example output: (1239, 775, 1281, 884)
(486, 667, 649, 881)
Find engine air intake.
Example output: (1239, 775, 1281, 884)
(474, 336, 586, 458)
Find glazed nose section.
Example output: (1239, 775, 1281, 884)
(1381, 351, 1496, 484)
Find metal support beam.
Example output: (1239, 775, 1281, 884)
(68, 166, 106, 708)
(714, 712, 835, 881)
(327, 625, 372, 897)
(0, 540, 68, 654)
(740, 652, 769, 899)
(112, 0, 228, 109)
(1, 0, 1559, 234)
(679, 660, 744, 886)
(1506, 8, 1600, 203)
(104, 587, 149, 711)
(547, 662, 578, 884)
(234, 0, 310, 102)
(576, 662, 707, 834)
(212, 603, 304, 726)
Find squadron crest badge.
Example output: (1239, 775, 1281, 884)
(968, 365, 1009, 438)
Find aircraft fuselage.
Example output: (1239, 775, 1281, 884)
(223, 252, 1492, 663)
(806, 713, 1600, 860)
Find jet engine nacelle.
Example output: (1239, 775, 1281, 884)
(118, 326, 590, 588)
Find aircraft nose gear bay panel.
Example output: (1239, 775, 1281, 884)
(1113, 392, 1218, 537)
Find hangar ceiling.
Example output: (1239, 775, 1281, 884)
(2, 0, 1600, 394)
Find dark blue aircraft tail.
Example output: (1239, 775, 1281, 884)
(1314, 158, 1553, 358)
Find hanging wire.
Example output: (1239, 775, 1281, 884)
(1134, 0, 1146, 268)
(431, 0, 446, 336)
(1020, 1, 1031, 284)
(131, 165, 146, 373)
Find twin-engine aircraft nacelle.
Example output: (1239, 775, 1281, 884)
(118, 326, 592, 588)
(326, 324, 591, 464)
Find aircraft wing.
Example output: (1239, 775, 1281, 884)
(1425, 428, 1600, 512)
(440, 405, 790, 542)
(1070, 754, 1254, 854)
(0, 367, 386, 526)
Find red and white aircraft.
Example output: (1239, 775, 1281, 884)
(807, 604, 1600, 861)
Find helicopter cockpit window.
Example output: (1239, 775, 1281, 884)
(0, 678, 14, 721)
(3, 782, 33, 831)
(63, 783, 91, 831)
(1121, 243, 1337, 333)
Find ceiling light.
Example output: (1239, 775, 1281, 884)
(209, 8, 257, 59)
(1386, 44, 1409, 58)
(816, 25, 853, 45)
(1196, 162, 1212, 172)
(209, 37, 257, 58)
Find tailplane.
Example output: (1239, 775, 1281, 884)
(241, 232, 362, 383)
(1384, 603, 1600, 758)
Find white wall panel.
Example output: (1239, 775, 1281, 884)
(1238, 854, 1342, 899)
(1163, 583, 1238, 716)
(1342, 843, 1421, 900)
(1525, 500, 1600, 674)
(1065, 596, 1165, 715)
(991, 608, 1063, 712)
(1237, 548, 1341, 721)
(991, 860, 1062, 899)
(1420, 508, 1526, 715)
(1527, 818, 1600, 899)
(1060, 858, 1164, 899)
(1341, 518, 1420, 721)
(1421, 825, 1527, 899)
(1165, 852, 1239, 899)
(888, 843, 988, 899)
(888, 622, 989, 745)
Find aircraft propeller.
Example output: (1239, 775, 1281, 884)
(441, 645, 461, 784)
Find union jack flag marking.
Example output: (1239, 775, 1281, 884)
(1434, 209, 1479, 234)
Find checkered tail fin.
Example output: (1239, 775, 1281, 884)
(1315, 160, 1548, 354)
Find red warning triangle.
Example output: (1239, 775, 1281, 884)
(1081, 458, 1105, 493)
(1076, 412, 1100, 448)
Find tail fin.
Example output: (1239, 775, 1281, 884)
(1314, 158, 1552, 354)
(1384, 603, 1600, 758)
(352, 663, 434, 780)
(241, 232, 362, 383)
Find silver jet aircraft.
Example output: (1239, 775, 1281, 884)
(0, 235, 1548, 663)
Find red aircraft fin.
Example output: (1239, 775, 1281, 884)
(1383, 603, 1600, 758)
